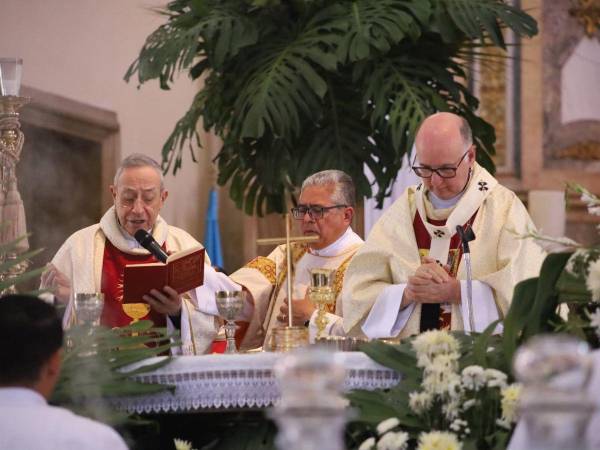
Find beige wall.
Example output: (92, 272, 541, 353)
(0, 0, 210, 240)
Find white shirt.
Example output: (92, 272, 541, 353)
(0, 387, 128, 450)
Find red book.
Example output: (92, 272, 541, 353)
(122, 246, 205, 303)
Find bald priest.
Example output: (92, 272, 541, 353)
(343, 112, 545, 339)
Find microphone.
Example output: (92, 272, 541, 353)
(134, 229, 169, 263)
(456, 225, 476, 332)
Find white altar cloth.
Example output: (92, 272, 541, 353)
(110, 352, 400, 413)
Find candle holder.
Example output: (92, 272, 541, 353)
(0, 58, 30, 293)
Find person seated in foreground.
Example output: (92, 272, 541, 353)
(342, 112, 546, 339)
(228, 170, 364, 349)
(40, 153, 240, 355)
(0, 295, 128, 449)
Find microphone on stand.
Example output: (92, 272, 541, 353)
(456, 225, 476, 332)
(134, 229, 169, 263)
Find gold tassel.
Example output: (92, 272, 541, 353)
(2, 185, 28, 252)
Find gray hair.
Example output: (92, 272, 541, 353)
(301, 170, 355, 207)
(113, 153, 164, 191)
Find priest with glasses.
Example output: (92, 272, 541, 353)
(342, 112, 545, 339)
(230, 170, 363, 350)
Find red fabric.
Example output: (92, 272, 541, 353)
(100, 240, 167, 328)
(413, 210, 477, 330)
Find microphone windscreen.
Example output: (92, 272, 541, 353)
(134, 229, 152, 246)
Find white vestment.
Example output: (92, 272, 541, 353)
(48, 207, 237, 355)
(0, 387, 128, 450)
(230, 227, 363, 349)
(343, 163, 546, 338)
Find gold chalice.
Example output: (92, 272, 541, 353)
(308, 268, 335, 339)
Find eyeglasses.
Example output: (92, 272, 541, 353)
(412, 149, 470, 179)
(291, 204, 347, 220)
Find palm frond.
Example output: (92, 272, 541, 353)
(432, 0, 537, 48)
(52, 321, 177, 426)
(335, 0, 429, 63)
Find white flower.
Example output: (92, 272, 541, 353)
(566, 249, 587, 275)
(496, 418, 511, 430)
(377, 431, 409, 450)
(501, 383, 522, 424)
(409, 391, 433, 415)
(589, 206, 600, 216)
(173, 439, 194, 450)
(376, 417, 400, 436)
(581, 191, 599, 206)
(484, 368, 508, 389)
(449, 419, 468, 434)
(417, 431, 462, 450)
(587, 258, 600, 302)
(461, 365, 486, 391)
(422, 369, 461, 397)
(588, 309, 600, 337)
(412, 330, 460, 368)
(462, 399, 477, 411)
(359, 437, 376, 450)
(442, 397, 461, 420)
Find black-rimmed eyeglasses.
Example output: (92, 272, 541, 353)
(412, 149, 470, 179)
(291, 204, 347, 220)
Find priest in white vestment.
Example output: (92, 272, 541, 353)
(230, 170, 363, 349)
(343, 112, 546, 339)
(41, 154, 239, 355)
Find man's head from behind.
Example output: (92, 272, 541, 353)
(414, 112, 475, 200)
(110, 153, 169, 237)
(0, 295, 63, 398)
(294, 170, 355, 250)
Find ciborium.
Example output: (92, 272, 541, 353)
(216, 290, 245, 354)
(308, 268, 335, 339)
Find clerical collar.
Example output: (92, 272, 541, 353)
(117, 223, 150, 250)
(428, 191, 464, 210)
(308, 227, 362, 257)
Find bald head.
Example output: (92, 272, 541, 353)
(413, 112, 475, 200)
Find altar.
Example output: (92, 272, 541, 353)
(110, 351, 400, 414)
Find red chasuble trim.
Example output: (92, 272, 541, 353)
(100, 240, 167, 328)
(413, 210, 477, 331)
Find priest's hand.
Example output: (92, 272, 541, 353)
(277, 296, 315, 326)
(40, 264, 71, 304)
(143, 286, 182, 316)
(404, 275, 461, 304)
(414, 257, 451, 283)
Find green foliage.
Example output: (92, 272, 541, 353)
(127, 0, 537, 215)
(52, 320, 177, 427)
(0, 234, 45, 293)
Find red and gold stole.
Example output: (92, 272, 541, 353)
(100, 240, 167, 328)
(413, 211, 477, 331)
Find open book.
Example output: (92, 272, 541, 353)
(122, 246, 205, 303)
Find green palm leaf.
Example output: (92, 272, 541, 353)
(336, 0, 429, 62)
(231, 12, 342, 139)
(432, 0, 537, 48)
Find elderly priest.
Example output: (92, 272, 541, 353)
(230, 170, 363, 349)
(40, 153, 240, 355)
(343, 112, 545, 339)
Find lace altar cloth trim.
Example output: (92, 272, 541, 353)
(110, 352, 400, 413)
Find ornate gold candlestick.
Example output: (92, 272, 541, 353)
(308, 268, 335, 339)
(0, 94, 31, 293)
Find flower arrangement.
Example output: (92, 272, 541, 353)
(349, 330, 519, 450)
